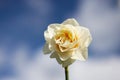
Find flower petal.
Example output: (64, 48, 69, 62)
(48, 24, 61, 33)
(62, 58, 75, 67)
(50, 52, 63, 64)
(43, 43, 52, 54)
(62, 18, 79, 26)
(71, 48, 88, 61)
(78, 27, 92, 47)
(57, 51, 74, 61)
(44, 24, 61, 42)
(50, 52, 75, 67)
(44, 30, 51, 42)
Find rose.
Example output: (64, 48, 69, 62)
(43, 18, 92, 67)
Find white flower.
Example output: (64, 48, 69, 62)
(43, 18, 92, 67)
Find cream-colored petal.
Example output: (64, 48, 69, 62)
(50, 52, 56, 58)
(62, 58, 75, 67)
(57, 51, 74, 61)
(43, 43, 52, 54)
(44, 30, 51, 43)
(48, 24, 61, 33)
(81, 48, 88, 60)
(50, 52, 63, 64)
(50, 52, 75, 67)
(78, 27, 92, 47)
(44, 24, 61, 42)
(71, 48, 88, 61)
(62, 18, 79, 26)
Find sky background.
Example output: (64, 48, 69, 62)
(0, 0, 120, 80)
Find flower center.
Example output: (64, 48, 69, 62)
(54, 26, 80, 52)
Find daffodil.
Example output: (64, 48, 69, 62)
(43, 18, 92, 80)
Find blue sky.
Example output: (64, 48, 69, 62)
(0, 0, 80, 54)
(0, 0, 120, 80)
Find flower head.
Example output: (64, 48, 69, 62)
(43, 18, 92, 67)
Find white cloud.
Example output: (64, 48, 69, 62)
(70, 58, 120, 80)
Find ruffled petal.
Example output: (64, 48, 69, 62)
(44, 30, 51, 42)
(44, 24, 61, 42)
(50, 52, 75, 67)
(43, 43, 52, 54)
(62, 58, 75, 67)
(50, 52, 63, 64)
(78, 27, 92, 47)
(62, 18, 79, 26)
(71, 48, 88, 61)
(57, 51, 74, 61)
(48, 24, 61, 33)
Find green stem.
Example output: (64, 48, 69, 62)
(65, 66, 69, 80)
